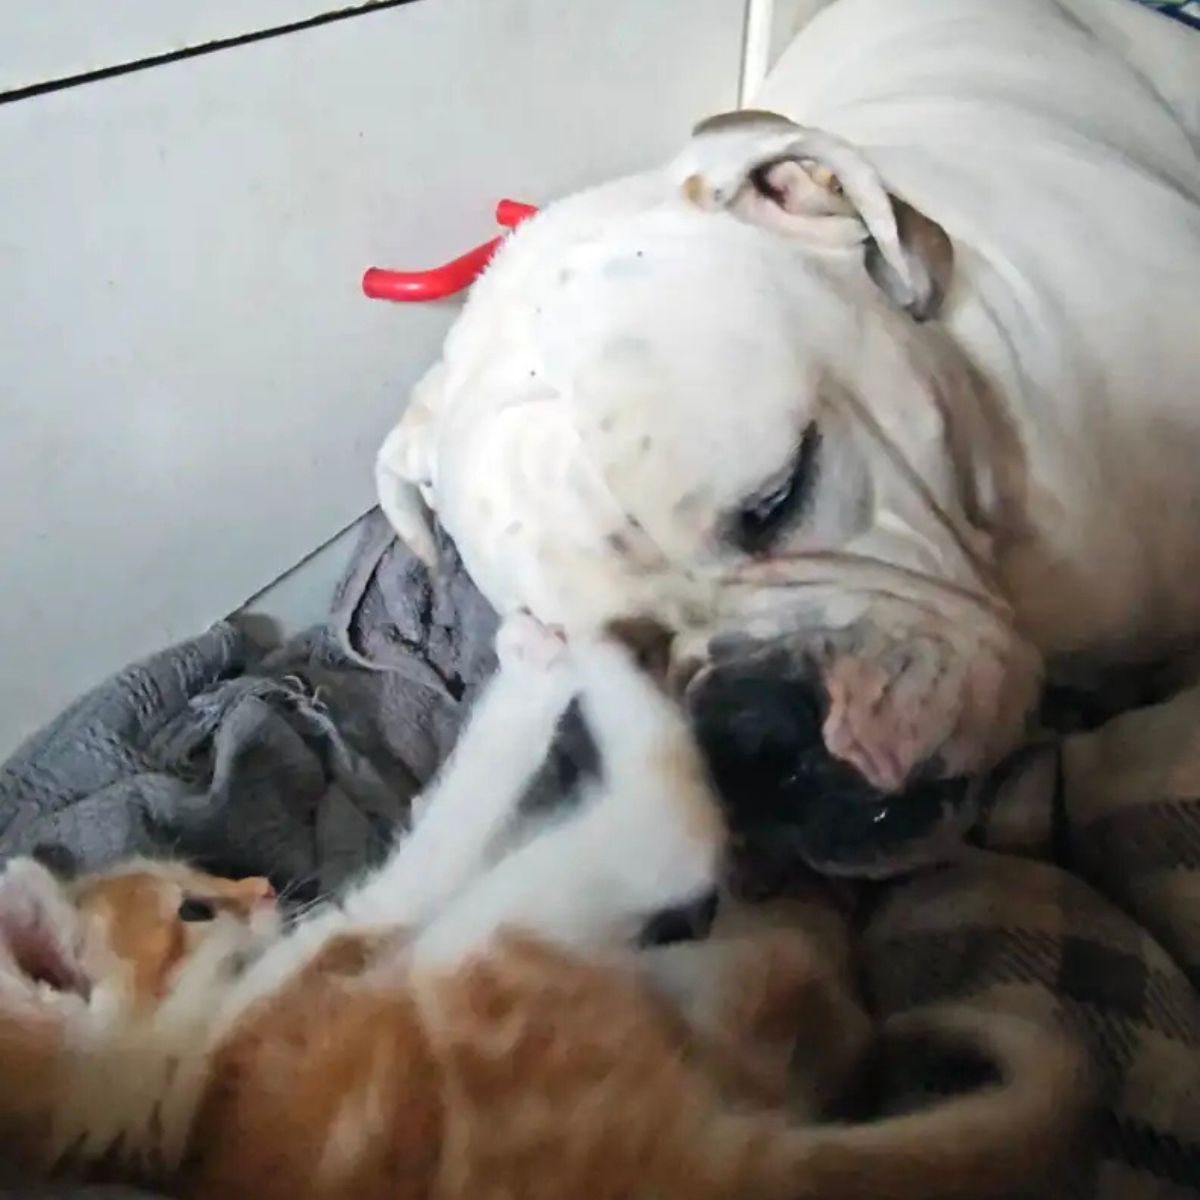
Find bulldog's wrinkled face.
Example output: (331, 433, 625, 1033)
(377, 113, 1042, 876)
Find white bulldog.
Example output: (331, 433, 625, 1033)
(376, 0, 1200, 873)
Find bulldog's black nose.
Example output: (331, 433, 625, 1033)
(688, 663, 974, 878)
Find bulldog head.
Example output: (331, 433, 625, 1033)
(377, 112, 1041, 876)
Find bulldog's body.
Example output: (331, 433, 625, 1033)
(755, 0, 1200, 665)
(378, 0, 1200, 873)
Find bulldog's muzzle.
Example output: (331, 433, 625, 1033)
(688, 654, 978, 878)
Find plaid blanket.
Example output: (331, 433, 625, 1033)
(862, 687, 1200, 1196)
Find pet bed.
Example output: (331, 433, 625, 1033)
(3, 510, 1200, 1197)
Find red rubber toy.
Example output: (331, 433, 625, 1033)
(362, 199, 539, 302)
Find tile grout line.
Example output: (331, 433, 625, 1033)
(0, 0, 425, 106)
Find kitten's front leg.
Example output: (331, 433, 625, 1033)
(343, 613, 575, 931)
(413, 624, 725, 967)
(569, 621, 726, 902)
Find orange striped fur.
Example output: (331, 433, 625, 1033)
(0, 857, 1089, 1200)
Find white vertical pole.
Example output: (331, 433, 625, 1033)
(739, 0, 775, 106)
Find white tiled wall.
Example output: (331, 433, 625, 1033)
(0, 0, 746, 755)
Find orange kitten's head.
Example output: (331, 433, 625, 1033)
(0, 852, 280, 1013)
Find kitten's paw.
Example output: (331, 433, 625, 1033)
(496, 611, 568, 675)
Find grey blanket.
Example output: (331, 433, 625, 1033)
(0, 513, 497, 899)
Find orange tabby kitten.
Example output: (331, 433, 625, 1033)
(0, 618, 1089, 1199)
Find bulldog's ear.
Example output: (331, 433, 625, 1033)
(375, 362, 445, 568)
(680, 113, 953, 321)
(860, 193, 953, 322)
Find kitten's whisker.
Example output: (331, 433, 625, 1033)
(283, 892, 335, 927)
(275, 871, 321, 905)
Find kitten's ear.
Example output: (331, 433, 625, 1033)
(0, 859, 88, 995)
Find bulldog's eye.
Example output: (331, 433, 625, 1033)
(178, 897, 216, 923)
(732, 423, 820, 553)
